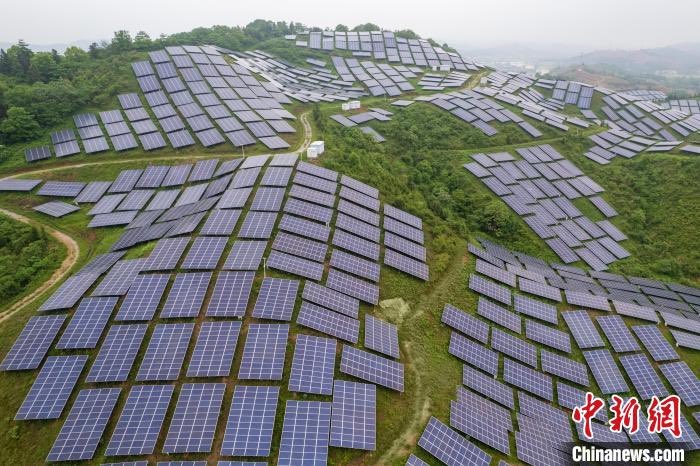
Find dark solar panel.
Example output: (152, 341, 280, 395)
(329, 380, 376, 450)
(289, 334, 337, 395)
(238, 324, 289, 380)
(47, 388, 120, 461)
(86, 324, 147, 382)
(162, 383, 226, 453)
(562, 310, 605, 349)
(278, 401, 332, 466)
(583, 349, 629, 394)
(15, 355, 87, 420)
(105, 384, 174, 456)
(252, 278, 299, 321)
(56, 297, 117, 349)
(365, 315, 400, 358)
(136, 323, 194, 381)
(238, 211, 278, 239)
(619, 353, 668, 400)
(659, 361, 700, 407)
(340, 345, 404, 391)
(632, 325, 679, 362)
(206, 271, 255, 317)
(296, 301, 360, 343)
(449, 331, 498, 375)
(182, 236, 228, 269)
(268, 250, 324, 281)
(0, 315, 66, 371)
(116, 274, 170, 321)
(221, 385, 280, 456)
(161, 272, 212, 318)
(187, 321, 241, 377)
(441, 303, 490, 343)
(418, 417, 491, 466)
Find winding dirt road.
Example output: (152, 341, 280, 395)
(0, 208, 80, 322)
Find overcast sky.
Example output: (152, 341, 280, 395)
(3, 0, 699, 51)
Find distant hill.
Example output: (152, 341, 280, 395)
(563, 42, 700, 76)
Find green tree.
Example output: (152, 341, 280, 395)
(28, 52, 58, 82)
(335, 24, 349, 32)
(352, 23, 380, 32)
(111, 30, 133, 52)
(133, 31, 152, 49)
(0, 107, 40, 143)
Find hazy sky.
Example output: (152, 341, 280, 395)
(3, 0, 699, 51)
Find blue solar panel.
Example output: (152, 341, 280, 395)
(297, 301, 360, 343)
(116, 274, 170, 321)
(56, 297, 117, 349)
(206, 271, 255, 316)
(365, 315, 400, 358)
(163, 383, 226, 453)
(187, 321, 241, 377)
(136, 323, 194, 381)
(221, 385, 280, 456)
(278, 401, 332, 466)
(87, 324, 147, 382)
(340, 345, 404, 392)
(238, 324, 289, 380)
(329, 380, 376, 450)
(449, 331, 498, 375)
(15, 355, 87, 420)
(161, 272, 212, 318)
(47, 388, 120, 461)
(418, 417, 491, 466)
(289, 334, 336, 395)
(583, 349, 629, 394)
(252, 278, 300, 321)
(106, 384, 174, 456)
(0, 315, 66, 371)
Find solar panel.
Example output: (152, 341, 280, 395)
(632, 325, 679, 362)
(329, 380, 376, 451)
(0, 315, 65, 371)
(478, 297, 521, 333)
(525, 319, 570, 352)
(161, 272, 212, 318)
(294, 172, 338, 194)
(406, 455, 430, 466)
(332, 229, 380, 260)
(384, 249, 429, 281)
(261, 166, 293, 187)
(25, 145, 52, 162)
(54, 140, 81, 157)
(221, 385, 280, 456)
(268, 250, 325, 281)
(89, 193, 126, 215)
(89, 210, 139, 228)
(270, 152, 298, 166)
(462, 363, 514, 408)
(105, 384, 174, 456)
(46, 388, 120, 462)
(418, 417, 491, 466)
(182, 236, 228, 269)
(562, 310, 605, 349)
(564, 289, 610, 311)
(238, 324, 289, 380)
(109, 169, 143, 193)
(74, 181, 111, 203)
(34, 201, 79, 218)
(37, 181, 85, 197)
(514, 294, 558, 325)
(290, 184, 336, 207)
(136, 323, 194, 381)
(540, 349, 589, 386)
(273, 232, 328, 262)
(491, 328, 537, 367)
(583, 349, 629, 394)
(206, 271, 255, 317)
(450, 399, 510, 454)
(326, 269, 380, 304)
(297, 161, 338, 180)
(231, 167, 262, 189)
(503, 358, 553, 401)
(340, 345, 404, 391)
(0, 179, 41, 191)
(289, 334, 337, 395)
(335, 213, 380, 243)
(597, 315, 640, 353)
(476, 259, 516, 287)
(384, 216, 424, 244)
(659, 361, 700, 407)
(469, 274, 512, 305)
(384, 204, 422, 229)
(56, 297, 117, 349)
(167, 129, 196, 148)
(279, 214, 330, 242)
(189, 159, 219, 182)
(671, 329, 700, 350)
(338, 199, 379, 226)
(239, 211, 278, 239)
(86, 324, 147, 382)
(252, 278, 299, 321)
(297, 301, 359, 343)
(619, 353, 668, 400)
(519, 277, 562, 302)
(449, 331, 498, 375)
(278, 401, 332, 466)
(441, 303, 490, 343)
(365, 314, 400, 358)
(142, 237, 189, 271)
(116, 274, 170, 321)
(162, 383, 225, 453)
(284, 197, 333, 223)
(15, 355, 87, 420)
(187, 321, 241, 377)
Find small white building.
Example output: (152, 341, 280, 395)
(341, 100, 361, 111)
(307, 140, 325, 159)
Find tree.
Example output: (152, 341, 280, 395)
(478, 201, 520, 239)
(335, 24, 349, 32)
(133, 31, 152, 49)
(88, 42, 100, 58)
(0, 107, 40, 143)
(28, 52, 58, 82)
(352, 23, 381, 32)
(111, 30, 133, 52)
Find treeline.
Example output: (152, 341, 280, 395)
(0, 216, 63, 303)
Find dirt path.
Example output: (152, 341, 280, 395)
(0, 209, 79, 323)
(295, 111, 313, 154)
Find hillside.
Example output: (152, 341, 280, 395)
(0, 20, 699, 466)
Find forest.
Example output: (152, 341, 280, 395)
(0, 216, 63, 304)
